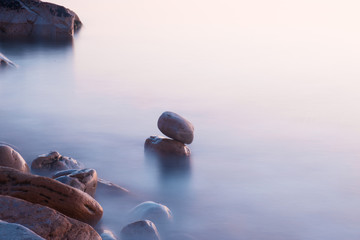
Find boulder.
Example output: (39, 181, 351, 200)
(0, 53, 17, 68)
(121, 220, 160, 240)
(0, 220, 45, 240)
(0, 145, 29, 173)
(52, 168, 98, 197)
(31, 151, 84, 175)
(0, 0, 82, 39)
(157, 111, 194, 144)
(0, 166, 103, 225)
(145, 136, 190, 158)
(0, 195, 101, 240)
(129, 201, 173, 226)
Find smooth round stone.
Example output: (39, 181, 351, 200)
(0, 220, 45, 240)
(121, 220, 160, 240)
(53, 168, 98, 197)
(144, 136, 190, 158)
(157, 111, 194, 144)
(0, 145, 30, 173)
(129, 201, 173, 225)
(31, 151, 85, 175)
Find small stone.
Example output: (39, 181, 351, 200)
(52, 168, 98, 197)
(129, 201, 173, 226)
(0, 220, 45, 240)
(0, 195, 101, 240)
(121, 220, 160, 240)
(0, 166, 103, 226)
(100, 229, 118, 240)
(31, 151, 84, 175)
(157, 111, 194, 144)
(0, 145, 30, 173)
(144, 136, 190, 158)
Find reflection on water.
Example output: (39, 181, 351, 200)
(1, 0, 360, 239)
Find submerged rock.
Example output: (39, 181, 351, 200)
(0, 0, 82, 39)
(129, 201, 173, 226)
(145, 135, 191, 158)
(96, 178, 130, 196)
(31, 151, 84, 175)
(0, 166, 103, 225)
(52, 168, 98, 197)
(0, 145, 30, 173)
(0, 220, 45, 240)
(157, 111, 194, 144)
(121, 220, 160, 240)
(0, 53, 17, 68)
(0, 195, 101, 240)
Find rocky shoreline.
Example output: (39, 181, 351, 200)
(0, 111, 196, 240)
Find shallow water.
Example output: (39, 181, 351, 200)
(1, 0, 360, 239)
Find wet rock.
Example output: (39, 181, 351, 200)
(121, 220, 160, 240)
(145, 136, 191, 158)
(0, 0, 82, 39)
(0, 145, 29, 173)
(52, 168, 98, 197)
(129, 201, 173, 226)
(31, 151, 84, 176)
(157, 111, 194, 144)
(0, 53, 17, 68)
(0, 195, 101, 240)
(96, 178, 129, 196)
(100, 229, 118, 240)
(0, 166, 103, 225)
(0, 220, 45, 240)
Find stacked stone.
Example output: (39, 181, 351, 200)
(145, 111, 194, 158)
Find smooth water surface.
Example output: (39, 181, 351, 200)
(1, 0, 360, 239)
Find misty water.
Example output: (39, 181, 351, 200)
(1, 0, 360, 239)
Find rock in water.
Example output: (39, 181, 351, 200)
(145, 136, 191, 158)
(100, 230, 118, 240)
(157, 111, 194, 144)
(0, 166, 103, 225)
(31, 151, 84, 175)
(129, 201, 173, 226)
(0, 53, 17, 68)
(121, 220, 160, 240)
(0, 220, 45, 240)
(52, 168, 98, 197)
(0, 0, 82, 39)
(0, 196, 101, 240)
(0, 145, 30, 173)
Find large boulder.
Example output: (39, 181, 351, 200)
(0, 166, 103, 225)
(0, 220, 45, 240)
(31, 151, 84, 176)
(121, 220, 160, 240)
(0, 145, 30, 173)
(0, 53, 17, 68)
(0, 195, 101, 240)
(157, 111, 194, 144)
(0, 0, 82, 39)
(52, 168, 98, 197)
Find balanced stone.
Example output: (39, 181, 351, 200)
(121, 220, 160, 240)
(0, 145, 30, 173)
(31, 151, 84, 175)
(0, 195, 101, 240)
(129, 201, 173, 225)
(52, 168, 98, 197)
(145, 136, 190, 158)
(0, 0, 82, 39)
(0, 220, 45, 240)
(0, 166, 103, 225)
(157, 111, 194, 144)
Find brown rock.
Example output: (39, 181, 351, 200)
(52, 168, 98, 197)
(0, 195, 101, 240)
(31, 151, 84, 176)
(0, 0, 82, 39)
(0, 145, 29, 173)
(0, 166, 103, 226)
(145, 136, 191, 158)
(157, 111, 194, 144)
(121, 220, 160, 240)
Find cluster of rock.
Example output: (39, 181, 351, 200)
(145, 111, 194, 159)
